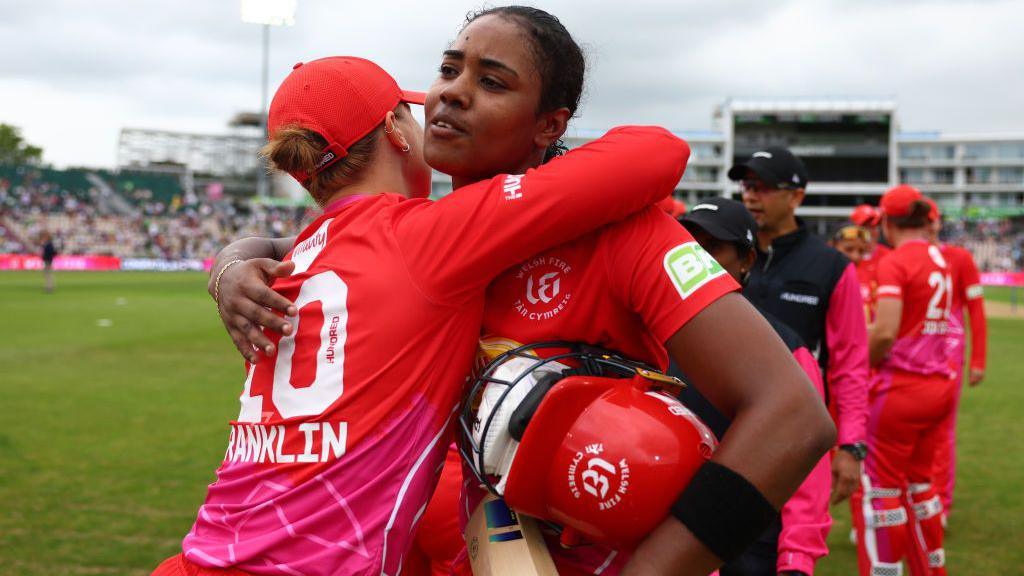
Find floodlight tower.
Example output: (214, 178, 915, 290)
(241, 0, 297, 198)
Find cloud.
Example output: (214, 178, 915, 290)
(0, 0, 1021, 168)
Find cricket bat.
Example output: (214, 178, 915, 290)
(465, 493, 558, 576)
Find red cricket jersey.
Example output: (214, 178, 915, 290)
(942, 244, 987, 371)
(462, 206, 740, 574)
(874, 240, 956, 377)
(182, 126, 690, 576)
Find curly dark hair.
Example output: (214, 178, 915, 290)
(464, 6, 586, 162)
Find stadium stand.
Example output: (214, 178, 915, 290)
(1, 163, 312, 260)
(942, 218, 1024, 272)
(0, 163, 99, 208)
(95, 169, 184, 206)
(1, 162, 1021, 271)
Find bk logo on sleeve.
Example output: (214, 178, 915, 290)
(663, 242, 726, 300)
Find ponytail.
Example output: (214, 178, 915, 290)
(261, 124, 380, 205)
(888, 200, 931, 229)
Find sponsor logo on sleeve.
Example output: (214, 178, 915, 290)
(966, 284, 984, 299)
(290, 218, 332, 274)
(663, 242, 727, 300)
(503, 174, 524, 201)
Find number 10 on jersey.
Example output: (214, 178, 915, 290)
(231, 271, 350, 462)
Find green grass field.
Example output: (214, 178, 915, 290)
(984, 284, 1023, 305)
(1, 271, 1022, 575)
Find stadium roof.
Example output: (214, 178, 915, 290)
(567, 127, 724, 141)
(724, 97, 897, 113)
(896, 131, 1024, 142)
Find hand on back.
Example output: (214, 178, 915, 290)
(213, 258, 297, 363)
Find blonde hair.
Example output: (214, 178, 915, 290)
(261, 125, 379, 205)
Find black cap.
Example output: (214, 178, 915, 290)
(727, 146, 809, 189)
(679, 197, 758, 251)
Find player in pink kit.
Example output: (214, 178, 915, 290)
(924, 199, 987, 517)
(856, 186, 955, 576)
(153, 56, 694, 576)
(210, 8, 835, 576)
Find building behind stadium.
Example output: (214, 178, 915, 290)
(425, 98, 1024, 234)
(3, 97, 1022, 272)
(110, 97, 1024, 233)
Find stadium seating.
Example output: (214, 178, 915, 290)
(1, 162, 313, 259)
(0, 163, 94, 202)
(1, 162, 1020, 269)
(95, 169, 184, 206)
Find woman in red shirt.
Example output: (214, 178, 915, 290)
(212, 7, 834, 575)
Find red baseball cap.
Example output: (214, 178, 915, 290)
(850, 204, 881, 227)
(880, 184, 924, 217)
(268, 56, 426, 183)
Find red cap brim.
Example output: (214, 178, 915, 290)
(400, 90, 426, 105)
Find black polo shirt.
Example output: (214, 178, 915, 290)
(743, 219, 850, 383)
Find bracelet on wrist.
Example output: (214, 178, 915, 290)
(213, 259, 244, 303)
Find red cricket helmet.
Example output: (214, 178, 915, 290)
(459, 339, 717, 549)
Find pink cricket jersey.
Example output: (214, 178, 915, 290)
(181, 126, 690, 576)
(875, 240, 957, 378)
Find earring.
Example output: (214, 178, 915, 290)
(384, 124, 394, 135)
(402, 143, 410, 153)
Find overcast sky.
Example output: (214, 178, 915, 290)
(1, 0, 1022, 169)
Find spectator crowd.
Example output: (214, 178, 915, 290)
(1, 165, 1021, 273)
(0, 172, 314, 261)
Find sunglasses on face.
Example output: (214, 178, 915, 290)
(740, 180, 794, 194)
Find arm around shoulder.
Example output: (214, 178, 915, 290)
(393, 126, 691, 303)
